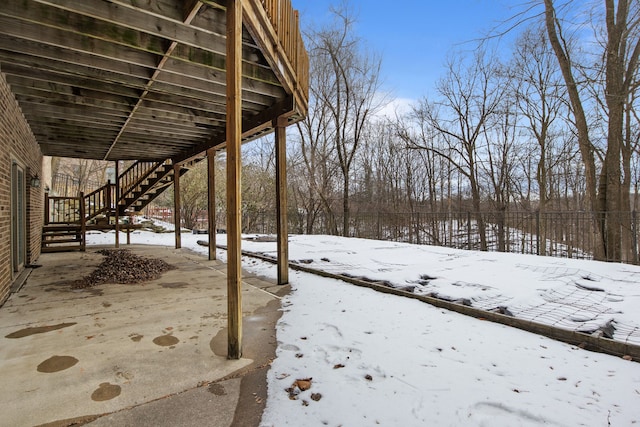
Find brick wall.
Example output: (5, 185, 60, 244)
(0, 67, 43, 305)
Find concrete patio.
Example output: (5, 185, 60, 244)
(0, 245, 287, 427)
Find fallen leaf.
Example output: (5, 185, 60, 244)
(365, 374, 373, 381)
(295, 378, 312, 391)
(333, 364, 345, 369)
(285, 386, 298, 400)
(311, 393, 322, 401)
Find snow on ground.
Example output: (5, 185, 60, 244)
(240, 235, 640, 346)
(86, 226, 640, 426)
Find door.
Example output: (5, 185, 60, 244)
(11, 161, 26, 272)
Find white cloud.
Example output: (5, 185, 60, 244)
(374, 96, 416, 120)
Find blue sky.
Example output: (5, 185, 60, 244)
(293, 1, 525, 100)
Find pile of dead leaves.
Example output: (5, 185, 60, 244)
(71, 249, 175, 289)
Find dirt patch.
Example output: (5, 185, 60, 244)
(159, 282, 189, 289)
(153, 335, 179, 347)
(5, 322, 76, 339)
(91, 382, 121, 401)
(71, 249, 175, 289)
(37, 355, 79, 373)
(208, 383, 227, 396)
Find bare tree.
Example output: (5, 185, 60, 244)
(480, 96, 521, 252)
(293, 49, 341, 234)
(511, 25, 567, 254)
(543, 0, 640, 261)
(308, 5, 384, 236)
(401, 49, 505, 250)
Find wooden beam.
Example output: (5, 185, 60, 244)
(1, 2, 281, 97)
(171, 95, 295, 165)
(183, 0, 203, 23)
(226, 0, 243, 360)
(275, 116, 289, 285)
(115, 161, 120, 248)
(173, 162, 182, 249)
(207, 148, 217, 261)
(0, 0, 304, 166)
(103, 0, 212, 160)
(29, 0, 227, 55)
(0, 32, 281, 104)
(0, 63, 147, 99)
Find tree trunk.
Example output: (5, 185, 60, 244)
(537, 144, 548, 256)
(342, 172, 350, 236)
(543, 0, 605, 259)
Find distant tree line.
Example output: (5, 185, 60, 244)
(159, 1, 639, 262)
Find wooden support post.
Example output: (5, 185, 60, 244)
(207, 148, 217, 260)
(79, 192, 86, 252)
(44, 190, 50, 225)
(274, 116, 289, 285)
(173, 162, 182, 249)
(114, 161, 120, 248)
(226, 0, 243, 360)
(105, 179, 112, 228)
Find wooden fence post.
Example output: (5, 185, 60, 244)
(467, 211, 472, 251)
(633, 210, 638, 265)
(536, 210, 541, 256)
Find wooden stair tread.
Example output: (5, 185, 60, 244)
(42, 232, 82, 238)
(42, 237, 82, 244)
(41, 246, 84, 253)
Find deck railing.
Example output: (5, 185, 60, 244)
(44, 194, 85, 225)
(84, 184, 115, 221)
(254, 0, 309, 102)
(260, 0, 309, 97)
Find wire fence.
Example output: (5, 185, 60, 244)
(144, 206, 640, 264)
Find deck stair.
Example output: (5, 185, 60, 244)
(118, 160, 187, 215)
(42, 195, 86, 253)
(41, 224, 85, 253)
(42, 158, 200, 252)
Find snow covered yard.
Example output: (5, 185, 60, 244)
(261, 272, 639, 426)
(241, 235, 640, 347)
(87, 228, 640, 426)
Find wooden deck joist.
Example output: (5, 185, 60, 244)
(0, 0, 307, 161)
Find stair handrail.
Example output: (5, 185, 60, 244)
(119, 160, 169, 200)
(118, 160, 174, 212)
(84, 183, 115, 221)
